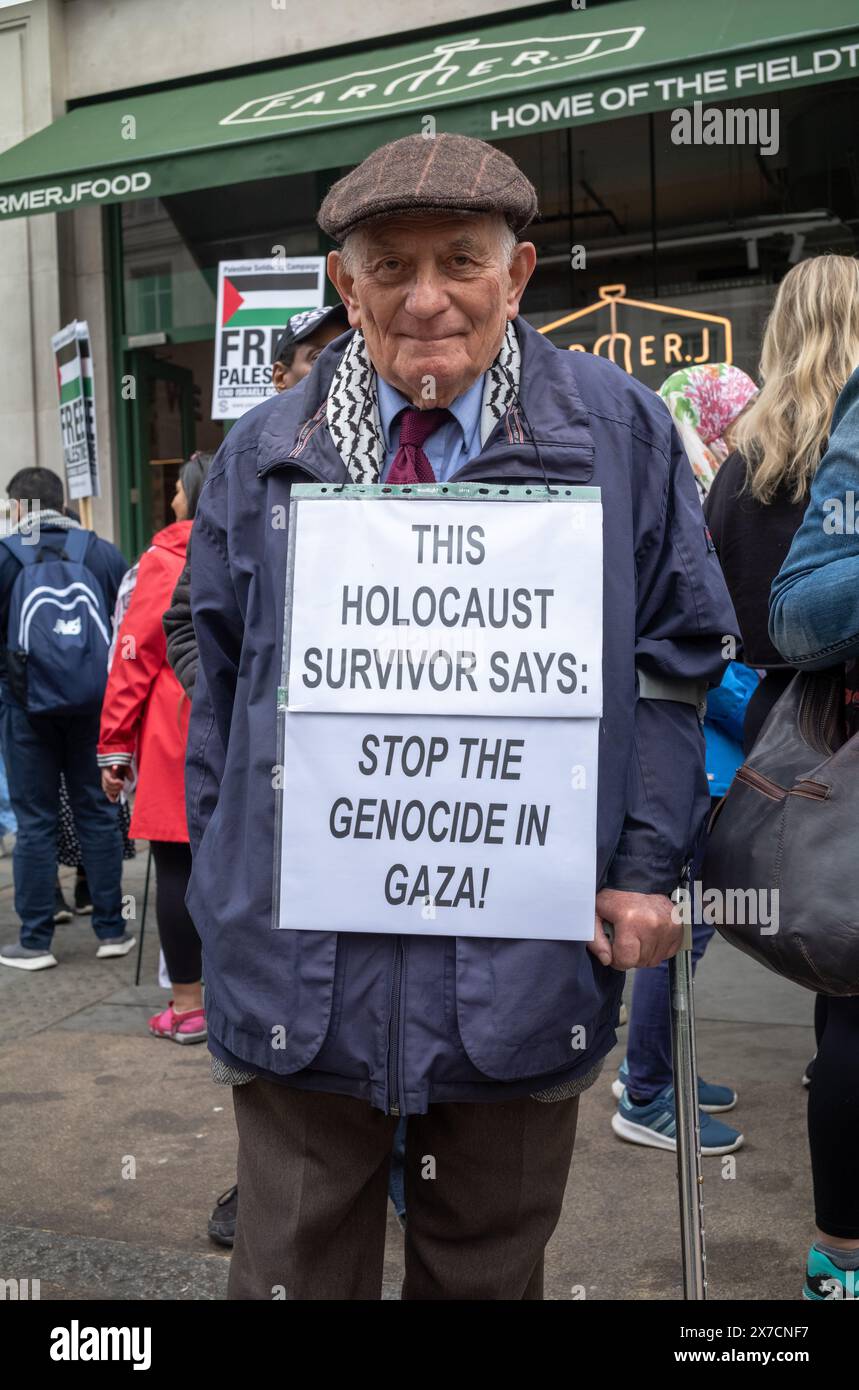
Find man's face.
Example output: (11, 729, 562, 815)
(272, 321, 345, 392)
(328, 215, 536, 408)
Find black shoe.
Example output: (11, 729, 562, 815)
(53, 883, 73, 924)
(74, 874, 92, 915)
(207, 1184, 238, 1247)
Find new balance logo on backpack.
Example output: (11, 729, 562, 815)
(0, 528, 111, 716)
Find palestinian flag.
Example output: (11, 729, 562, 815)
(55, 338, 90, 405)
(220, 271, 320, 328)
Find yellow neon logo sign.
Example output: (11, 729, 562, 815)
(538, 284, 733, 373)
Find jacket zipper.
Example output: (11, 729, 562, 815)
(387, 938, 406, 1116)
(798, 673, 841, 755)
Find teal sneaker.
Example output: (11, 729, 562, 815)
(611, 1056, 737, 1112)
(612, 1084, 744, 1155)
(804, 1246, 858, 1300)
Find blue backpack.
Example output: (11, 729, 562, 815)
(1, 528, 111, 716)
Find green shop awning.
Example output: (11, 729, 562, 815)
(1, 0, 858, 220)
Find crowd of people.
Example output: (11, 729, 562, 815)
(0, 131, 857, 1301)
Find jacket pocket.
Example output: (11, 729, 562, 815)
(454, 935, 613, 1080)
(204, 924, 340, 1076)
(189, 778, 340, 1075)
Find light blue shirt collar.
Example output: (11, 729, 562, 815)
(376, 374, 484, 453)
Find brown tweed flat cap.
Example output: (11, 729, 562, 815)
(318, 133, 538, 242)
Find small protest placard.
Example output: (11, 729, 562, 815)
(211, 257, 325, 419)
(52, 320, 100, 500)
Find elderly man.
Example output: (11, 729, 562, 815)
(186, 134, 736, 1301)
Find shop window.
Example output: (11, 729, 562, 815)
(128, 265, 172, 335)
(122, 197, 162, 225)
(511, 79, 858, 385)
(123, 199, 217, 338)
(116, 79, 858, 397)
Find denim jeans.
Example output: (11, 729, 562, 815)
(0, 751, 16, 836)
(388, 1116, 407, 1220)
(0, 701, 124, 950)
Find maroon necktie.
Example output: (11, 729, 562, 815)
(386, 407, 452, 484)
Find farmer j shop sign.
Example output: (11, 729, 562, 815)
(538, 285, 733, 389)
(4, 8, 859, 223)
(219, 29, 859, 131)
(487, 42, 859, 131)
(0, 171, 151, 218)
(220, 28, 646, 123)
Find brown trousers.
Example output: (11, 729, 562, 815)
(228, 1079, 579, 1300)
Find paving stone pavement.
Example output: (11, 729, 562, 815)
(0, 848, 817, 1300)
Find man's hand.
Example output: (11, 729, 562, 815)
(589, 888, 682, 970)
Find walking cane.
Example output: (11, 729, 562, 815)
(133, 842, 153, 988)
(670, 866, 707, 1299)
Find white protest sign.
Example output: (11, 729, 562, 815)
(212, 256, 325, 419)
(287, 497, 602, 718)
(76, 323, 100, 498)
(279, 712, 599, 939)
(276, 491, 603, 941)
(52, 320, 100, 500)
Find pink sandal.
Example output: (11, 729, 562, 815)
(148, 1002, 207, 1045)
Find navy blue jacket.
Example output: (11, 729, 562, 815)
(185, 319, 736, 1115)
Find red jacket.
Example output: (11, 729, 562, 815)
(98, 520, 192, 842)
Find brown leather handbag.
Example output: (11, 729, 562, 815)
(702, 668, 859, 995)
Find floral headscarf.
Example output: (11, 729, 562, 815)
(659, 363, 758, 500)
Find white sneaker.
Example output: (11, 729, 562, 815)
(96, 934, 136, 959)
(0, 942, 57, 970)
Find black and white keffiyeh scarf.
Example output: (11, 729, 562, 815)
(324, 321, 522, 482)
(9, 507, 81, 534)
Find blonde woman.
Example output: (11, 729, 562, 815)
(705, 254, 859, 751)
(707, 253, 859, 1301)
